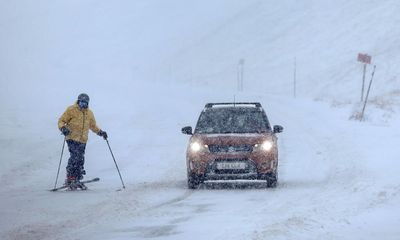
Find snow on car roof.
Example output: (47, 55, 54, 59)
(205, 102, 262, 108)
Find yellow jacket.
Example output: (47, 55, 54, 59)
(58, 103, 101, 143)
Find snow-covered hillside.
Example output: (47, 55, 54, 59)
(163, 0, 400, 100)
(1, 1, 400, 239)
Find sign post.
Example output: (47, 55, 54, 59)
(293, 57, 297, 98)
(360, 65, 376, 121)
(237, 58, 245, 91)
(357, 53, 371, 101)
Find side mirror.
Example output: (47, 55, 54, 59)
(273, 125, 283, 134)
(181, 126, 193, 135)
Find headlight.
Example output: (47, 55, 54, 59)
(261, 140, 273, 151)
(255, 140, 273, 152)
(190, 142, 202, 152)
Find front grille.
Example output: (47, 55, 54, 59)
(208, 145, 253, 153)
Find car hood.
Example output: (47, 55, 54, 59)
(192, 133, 273, 145)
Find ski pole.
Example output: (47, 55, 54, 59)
(106, 139, 126, 189)
(53, 137, 66, 189)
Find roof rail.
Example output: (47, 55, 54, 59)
(204, 102, 262, 108)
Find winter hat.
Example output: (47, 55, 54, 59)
(78, 93, 90, 103)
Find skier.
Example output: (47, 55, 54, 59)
(58, 93, 108, 190)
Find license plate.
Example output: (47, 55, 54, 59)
(216, 162, 247, 170)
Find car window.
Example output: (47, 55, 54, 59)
(195, 108, 270, 134)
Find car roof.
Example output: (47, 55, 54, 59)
(204, 106, 262, 111)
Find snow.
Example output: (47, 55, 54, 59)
(1, 0, 400, 239)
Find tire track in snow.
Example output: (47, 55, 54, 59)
(251, 97, 391, 239)
(2, 180, 193, 240)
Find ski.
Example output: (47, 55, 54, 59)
(50, 177, 100, 192)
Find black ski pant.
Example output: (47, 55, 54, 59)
(66, 139, 86, 180)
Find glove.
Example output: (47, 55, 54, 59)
(98, 130, 108, 140)
(60, 126, 70, 136)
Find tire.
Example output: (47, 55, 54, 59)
(187, 173, 202, 189)
(266, 172, 278, 188)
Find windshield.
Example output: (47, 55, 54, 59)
(195, 108, 270, 134)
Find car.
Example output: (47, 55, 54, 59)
(181, 102, 283, 189)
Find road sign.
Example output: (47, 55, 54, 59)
(357, 53, 372, 101)
(357, 53, 371, 64)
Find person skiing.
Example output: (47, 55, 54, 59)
(58, 93, 108, 190)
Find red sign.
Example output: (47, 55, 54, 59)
(358, 53, 371, 64)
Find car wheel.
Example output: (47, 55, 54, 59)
(266, 172, 278, 188)
(187, 173, 202, 189)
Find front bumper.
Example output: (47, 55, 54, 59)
(188, 149, 277, 173)
(188, 156, 277, 182)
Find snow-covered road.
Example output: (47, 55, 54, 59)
(1, 89, 399, 240)
(2, 0, 400, 239)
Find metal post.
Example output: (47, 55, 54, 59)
(240, 62, 244, 91)
(360, 65, 376, 121)
(237, 59, 245, 91)
(361, 63, 367, 101)
(294, 57, 297, 98)
(237, 64, 241, 91)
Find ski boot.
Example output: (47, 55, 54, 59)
(76, 181, 87, 190)
(64, 175, 88, 191)
(64, 176, 78, 191)
(75, 174, 87, 190)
